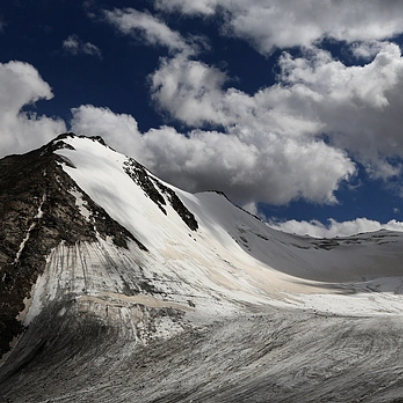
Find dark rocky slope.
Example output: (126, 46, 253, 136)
(0, 133, 143, 357)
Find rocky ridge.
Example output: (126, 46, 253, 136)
(0, 133, 150, 356)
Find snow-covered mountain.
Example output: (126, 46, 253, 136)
(2, 133, 403, 402)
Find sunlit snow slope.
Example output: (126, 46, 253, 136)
(54, 134, 403, 317)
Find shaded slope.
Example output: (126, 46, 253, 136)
(179, 189, 403, 285)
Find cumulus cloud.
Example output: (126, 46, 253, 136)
(150, 54, 229, 126)
(62, 34, 102, 58)
(154, 0, 403, 54)
(149, 42, 403, 181)
(148, 50, 364, 204)
(350, 41, 386, 60)
(277, 43, 403, 179)
(71, 104, 354, 206)
(70, 105, 143, 155)
(154, 0, 218, 15)
(0, 61, 66, 158)
(99, 8, 358, 206)
(104, 8, 190, 54)
(82, 3, 403, 210)
(269, 218, 403, 238)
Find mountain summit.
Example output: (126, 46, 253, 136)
(2, 134, 403, 402)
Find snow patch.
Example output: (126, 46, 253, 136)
(14, 192, 46, 265)
(69, 188, 92, 221)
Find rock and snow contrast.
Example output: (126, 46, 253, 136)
(1, 134, 403, 402)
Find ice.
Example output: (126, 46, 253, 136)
(51, 136, 403, 319)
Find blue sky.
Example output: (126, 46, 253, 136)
(2, 0, 403, 237)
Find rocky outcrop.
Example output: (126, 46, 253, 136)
(0, 134, 145, 357)
(123, 157, 198, 231)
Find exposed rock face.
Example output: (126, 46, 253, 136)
(0, 134, 145, 357)
(123, 157, 198, 231)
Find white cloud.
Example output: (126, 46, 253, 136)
(276, 43, 403, 179)
(154, 0, 403, 54)
(62, 34, 102, 58)
(85, 3, 403, 208)
(150, 54, 228, 125)
(350, 41, 386, 60)
(70, 105, 144, 156)
(154, 0, 218, 15)
(100, 3, 403, 204)
(149, 42, 403, 186)
(147, 38, 403, 200)
(124, 3, 403, 185)
(0, 58, 354, 208)
(148, 51, 359, 205)
(269, 218, 403, 238)
(104, 8, 190, 54)
(71, 104, 354, 206)
(0, 61, 66, 158)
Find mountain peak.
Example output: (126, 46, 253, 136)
(0, 134, 148, 356)
(43, 132, 109, 154)
(2, 134, 403, 401)
(52, 132, 107, 145)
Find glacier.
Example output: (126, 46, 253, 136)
(1, 134, 403, 402)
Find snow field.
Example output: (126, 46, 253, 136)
(53, 136, 403, 319)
